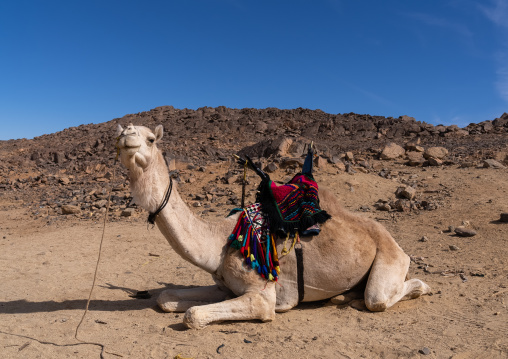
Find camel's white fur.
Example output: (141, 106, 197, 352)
(116, 123, 431, 329)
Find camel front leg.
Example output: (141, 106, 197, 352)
(183, 287, 277, 329)
(157, 285, 229, 313)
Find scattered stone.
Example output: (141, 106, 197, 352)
(419, 236, 428, 242)
(380, 142, 405, 160)
(393, 199, 410, 212)
(454, 226, 477, 237)
(483, 159, 506, 169)
(395, 186, 416, 200)
(449, 245, 459, 251)
(499, 213, 508, 223)
(121, 208, 135, 217)
(419, 347, 431, 355)
(59, 177, 70, 185)
(374, 202, 391, 211)
(61, 205, 81, 215)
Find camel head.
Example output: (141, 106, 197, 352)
(116, 123, 164, 179)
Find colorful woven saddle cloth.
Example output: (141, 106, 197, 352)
(257, 173, 331, 236)
(229, 203, 280, 281)
(228, 174, 331, 281)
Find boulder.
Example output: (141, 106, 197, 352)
(380, 143, 405, 160)
(424, 147, 448, 160)
(483, 159, 506, 169)
(406, 152, 425, 166)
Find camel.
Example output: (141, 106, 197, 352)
(115, 123, 431, 329)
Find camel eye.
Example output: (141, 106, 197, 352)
(148, 138, 155, 144)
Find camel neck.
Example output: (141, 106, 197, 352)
(128, 156, 233, 274)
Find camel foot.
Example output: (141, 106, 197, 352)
(365, 301, 387, 312)
(402, 279, 431, 301)
(349, 299, 367, 311)
(330, 291, 363, 305)
(183, 307, 213, 330)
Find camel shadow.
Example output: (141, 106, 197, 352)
(0, 283, 200, 315)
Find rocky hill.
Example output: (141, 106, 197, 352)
(1, 107, 507, 224)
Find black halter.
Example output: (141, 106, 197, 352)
(147, 177, 173, 225)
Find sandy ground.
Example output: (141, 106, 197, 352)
(1, 163, 507, 359)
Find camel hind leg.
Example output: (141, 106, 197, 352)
(364, 243, 430, 311)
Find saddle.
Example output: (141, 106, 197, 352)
(228, 144, 331, 282)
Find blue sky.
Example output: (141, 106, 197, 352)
(1, 0, 507, 140)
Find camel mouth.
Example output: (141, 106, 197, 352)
(117, 134, 142, 151)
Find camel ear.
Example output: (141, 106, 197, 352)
(116, 124, 124, 137)
(154, 125, 163, 142)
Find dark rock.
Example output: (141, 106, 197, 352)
(454, 226, 477, 237)
(61, 205, 81, 215)
(263, 162, 279, 173)
(121, 208, 135, 217)
(427, 157, 443, 166)
(419, 347, 431, 355)
(395, 186, 416, 200)
(499, 213, 508, 223)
